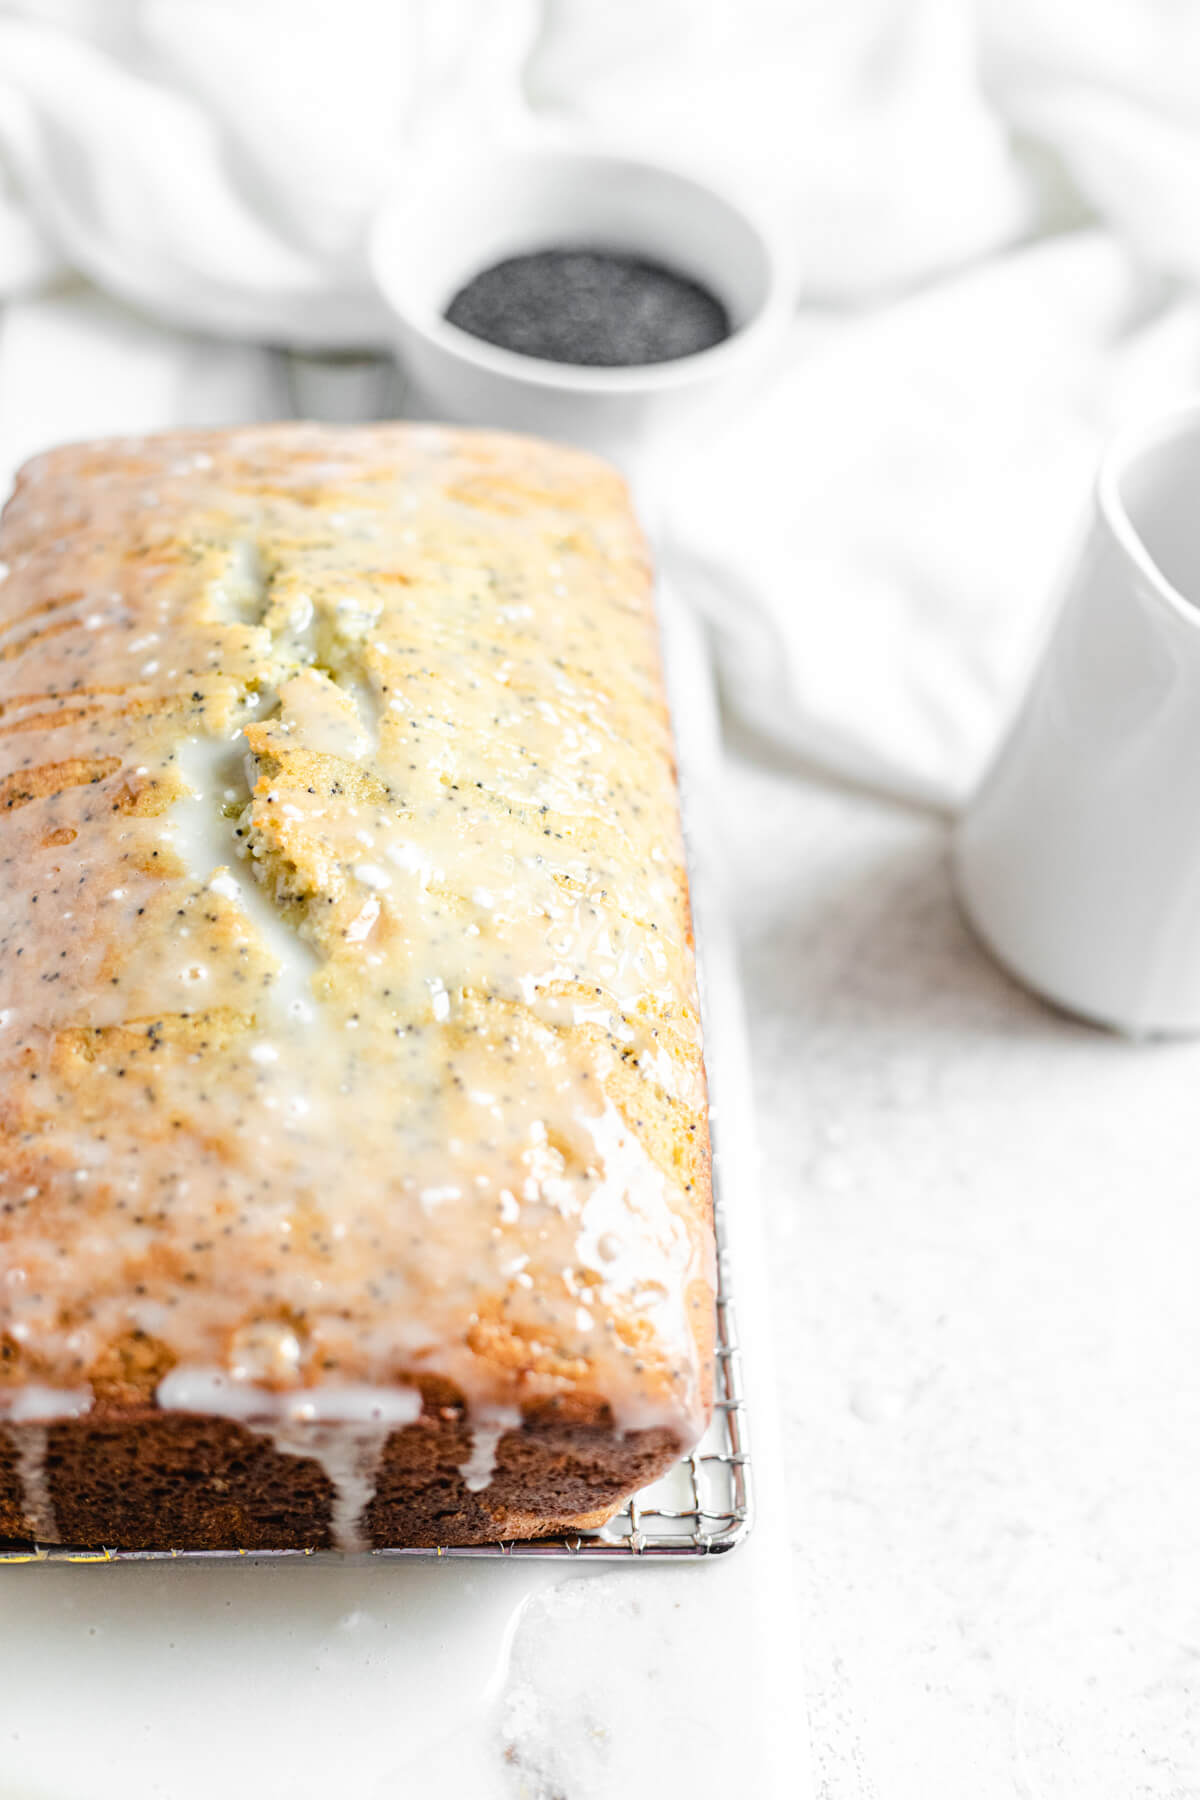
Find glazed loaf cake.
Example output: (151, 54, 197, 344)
(0, 424, 713, 1551)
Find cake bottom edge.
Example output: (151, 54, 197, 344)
(0, 1408, 685, 1552)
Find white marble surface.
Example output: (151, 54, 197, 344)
(715, 725, 1200, 1797)
(0, 1551, 797, 1796)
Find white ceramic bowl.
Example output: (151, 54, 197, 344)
(369, 145, 791, 460)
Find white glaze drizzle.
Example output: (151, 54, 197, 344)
(156, 1367, 422, 1424)
(205, 535, 266, 625)
(156, 1367, 422, 1552)
(13, 1424, 55, 1541)
(261, 1421, 391, 1553)
(458, 1406, 522, 1494)
(1, 1390, 91, 1546)
(0, 1386, 93, 1422)
(269, 669, 375, 763)
(170, 734, 319, 1024)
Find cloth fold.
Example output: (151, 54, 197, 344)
(2, 0, 1200, 806)
(664, 236, 1200, 810)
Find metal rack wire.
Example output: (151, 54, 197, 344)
(584, 1162, 752, 1559)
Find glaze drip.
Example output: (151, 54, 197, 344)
(156, 1367, 423, 1552)
(13, 1424, 55, 1542)
(0, 1388, 92, 1544)
(458, 1406, 522, 1493)
(260, 1421, 389, 1553)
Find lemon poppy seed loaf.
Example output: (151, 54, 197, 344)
(0, 424, 713, 1551)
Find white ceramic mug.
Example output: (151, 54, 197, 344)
(956, 399, 1200, 1035)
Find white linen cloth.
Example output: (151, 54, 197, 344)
(2, 0, 1200, 807)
